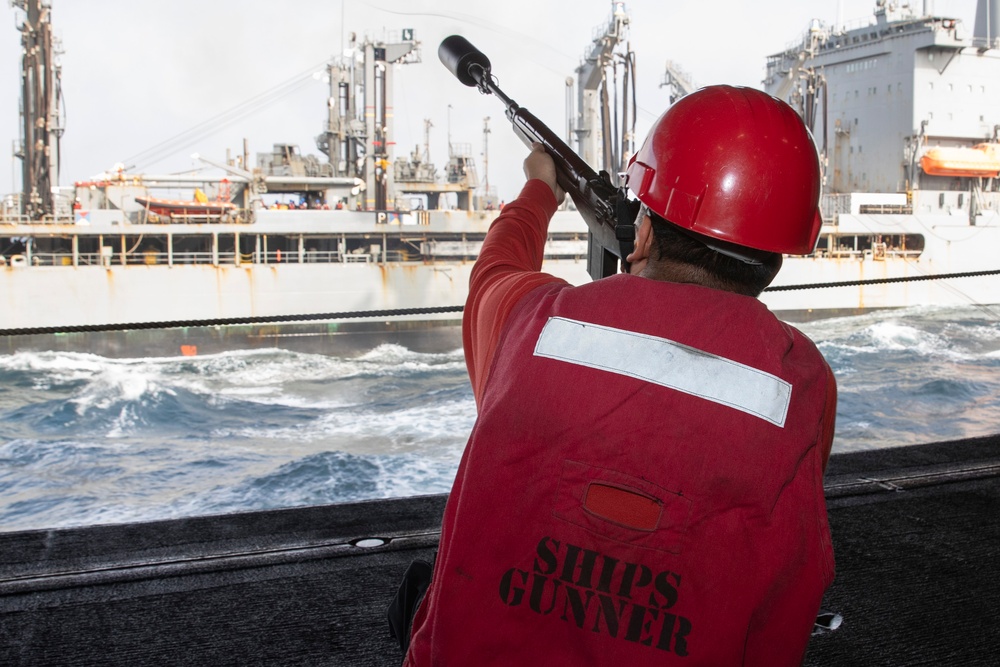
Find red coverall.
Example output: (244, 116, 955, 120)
(405, 179, 837, 666)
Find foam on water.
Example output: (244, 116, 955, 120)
(800, 305, 1000, 452)
(1, 307, 998, 531)
(0, 343, 474, 530)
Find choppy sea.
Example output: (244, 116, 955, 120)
(2, 304, 999, 532)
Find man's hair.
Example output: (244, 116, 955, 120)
(647, 212, 783, 297)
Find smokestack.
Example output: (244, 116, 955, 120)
(974, 0, 1000, 48)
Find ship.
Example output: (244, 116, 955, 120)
(1, 3, 999, 665)
(757, 0, 1000, 315)
(2, 0, 998, 357)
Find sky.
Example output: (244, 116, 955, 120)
(0, 0, 980, 204)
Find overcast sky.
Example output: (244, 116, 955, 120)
(0, 0, 979, 203)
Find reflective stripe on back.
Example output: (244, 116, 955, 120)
(533, 316, 791, 427)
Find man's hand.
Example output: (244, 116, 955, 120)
(523, 143, 566, 205)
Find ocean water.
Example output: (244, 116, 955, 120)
(1, 304, 998, 532)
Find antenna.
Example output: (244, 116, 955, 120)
(447, 104, 453, 156)
(423, 119, 433, 163)
(482, 116, 491, 199)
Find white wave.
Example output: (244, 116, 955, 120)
(814, 318, 985, 363)
(867, 321, 937, 351)
(0, 350, 186, 415)
(369, 455, 459, 499)
(167, 345, 466, 399)
(358, 343, 464, 364)
(0, 346, 468, 417)
(185, 348, 355, 384)
(792, 307, 917, 342)
(70, 364, 175, 416)
(796, 304, 965, 340)
(106, 404, 142, 438)
(0, 350, 126, 390)
(345, 344, 467, 378)
(210, 394, 477, 456)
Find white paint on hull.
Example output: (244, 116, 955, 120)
(0, 259, 588, 329)
(2, 211, 998, 330)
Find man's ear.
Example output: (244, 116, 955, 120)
(626, 214, 654, 266)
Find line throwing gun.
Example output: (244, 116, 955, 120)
(438, 35, 639, 279)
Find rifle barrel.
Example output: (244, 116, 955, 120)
(439, 35, 636, 278)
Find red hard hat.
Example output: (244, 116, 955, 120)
(624, 85, 822, 257)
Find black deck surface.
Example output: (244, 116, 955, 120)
(1, 434, 998, 666)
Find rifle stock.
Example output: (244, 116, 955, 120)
(439, 35, 638, 279)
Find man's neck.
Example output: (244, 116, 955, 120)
(638, 260, 758, 297)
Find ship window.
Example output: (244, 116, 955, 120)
(172, 235, 214, 264)
(814, 234, 924, 258)
(215, 234, 236, 264)
(939, 193, 945, 207)
(958, 194, 964, 208)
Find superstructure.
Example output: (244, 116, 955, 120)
(760, 0, 1000, 313)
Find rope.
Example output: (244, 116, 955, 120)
(2, 269, 997, 337)
(0, 306, 464, 337)
(763, 268, 1000, 292)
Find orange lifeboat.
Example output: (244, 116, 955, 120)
(135, 187, 237, 220)
(920, 143, 1000, 178)
(134, 196, 237, 218)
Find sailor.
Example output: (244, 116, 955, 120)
(394, 85, 837, 666)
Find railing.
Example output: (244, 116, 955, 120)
(303, 250, 341, 263)
(811, 248, 923, 260)
(858, 204, 913, 215)
(342, 253, 372, 263)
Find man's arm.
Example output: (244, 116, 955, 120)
(462, 147, 568, 405)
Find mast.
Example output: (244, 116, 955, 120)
(13, 0, 63, 219)
(573, 2, 632, 174)
(315, 31, 419, 210)
(481, 116, 490, 204)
